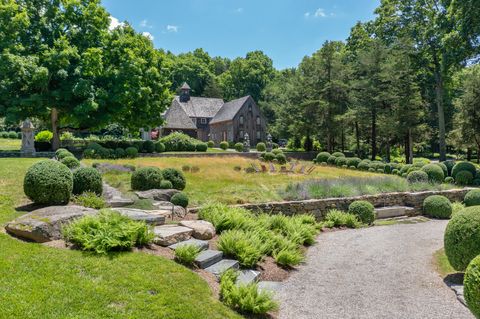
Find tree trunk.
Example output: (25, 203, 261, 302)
(434, 63, 447, 161)
(386, 139, 391, 163)
(408, 128, 413, 164)
(355, 121, 360, 157)
(341, 128, 345, 153)
(51, 108, 60, 151)
(371, 107, 377, 160)
(467, 148, 472, 162)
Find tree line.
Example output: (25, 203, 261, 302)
(1, 0, 480, 161)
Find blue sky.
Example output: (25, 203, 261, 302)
(103, 0, 380, 69)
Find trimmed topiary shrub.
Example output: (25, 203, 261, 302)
(346, 157, 361, 168)
(196, 143, 208, 152)
(456, 170, 474, 186)
(24, 160, 73, 205)
(445, 176, 455, 184)
(60, 156, 80, 169)
(435, 163, 448, 178)
(171, 192, 189, 208)
(256, 143, 266, 152)
(368, 168, 376, 172)
(263, 152, 275, 162)
(421, 164, 445, 183)
(159, 180, 173, 189)
(220, 141, 228, 150)
(332, 152, 345, 158)
(115, 148, 125, 159)
(423, 195, 452, 219)
(125, 147, 138, 158)
(358, 161, 370, 171)
(57, 150, 74, 160)
(162, 168, 186, 190)
(400, 164, 412, 175)
(464, 189, 480, 207)
(272, 148, 283, 155)
(452, 161, 477, 179)
(276, 153, 287, 165)
(73, 167, 103, 195)
(348, 200, 375, 225)
(55, 148, 69, 156)
(316, 152, 331, 164)
(392, 169, 400, 175)
(327, 156, 337, 165)
(142, 140, 155, 153)
(234, 142, 244, 152)
(207, 140, 214, 148)
(444, 206, 480, 271)
(384, 164, 393, 174)
(335, 157, 348, 167)
(154, 142, 165, 153)
(442, 160, 456, 176)
(464, 255, 480, 317)
(131, 167, 163, 191)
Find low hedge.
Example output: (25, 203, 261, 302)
(423, 195, 452, 219)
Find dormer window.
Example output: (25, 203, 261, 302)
(200, 118, 207, 124)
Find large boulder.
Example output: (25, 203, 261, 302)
(179, 220, 215, 240)
(135, 189, 180, 201)
(153, 225, 193, 246)
(102, 183, 134, 207)
(152, 201, 187, 218)
(5, 205, 97, 243)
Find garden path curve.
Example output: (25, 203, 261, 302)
(278, 220, 474, 319)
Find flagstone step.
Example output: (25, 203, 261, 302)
(168, 238, 209, 251)
(153, 225, 193, 246)
(236, 269, 260, 286)
(205, 259, 239, 278)
(375, 206, 414, 219)
(195, 249, 223, 269)
(257, 281, 282, 295)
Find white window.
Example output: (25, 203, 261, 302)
(240, 130, 244, 138)
(256, 131, 261, 139)
(256, 116, 260, 125)
(239, 115, 244, 125)
(200, 118, 207, 124)
(248, 105, 252, 112)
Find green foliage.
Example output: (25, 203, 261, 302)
(131, 167, 163, 191)
(332, 152, 345, 158)
(60, 156, 80, 169)
(421, 164, 444, 183)
(327, 155, 337, 165)
(452, 202, 466, 216)
(196, 143, 208, 152)
(452, 162, 477, 179)
(256, 142, 266, 152)
(435, 162, 448, 178)
(63, 210, 154, 254)
(174, 244, 201, 267)
(0, 131, 9, 138)
(207, 140, 215, 148)
(171, 192, 189, 208)
(444, 206, 480, 271)
(445, 176, 455, 184)
(159, 132, 203, 152)
(57, 150, 74, 160)
(322, 209, 361, 228)
(162, 168, 186, 190)
(217, 229, 266, 267)
(72, 192, 107, 209)
(219, 269, 278, 315)
(442, 161, 456, 176)
(154, 142, 165, 153)
(220, 141, 229, 150)
(143, 140, 155, 153)
(72, 167, 103, 195)
(464, 255, 480, 318)
(407, 170, 429, 184)
(234, 142, 243, 152)
(464, 189, 480, 207)
(125, 146, 138, 158)
(159, 180, 173, 189)
(358, 161, 370, 171)
(455, 170, 474, 186)
(274, 249, 304, 267)
(115, 147, 125, 158)
(276, 153, 287, 164)
(34, 130, 53, 142)
(315, 152, 331, 163)
(23, 160, 73, 205)
(347, 157, 362, 168)
(263, 152, 275, 161)
(335, 157, 348, 167)
(423, 195, 452, 219)
(8, 131, 17, 139)
(348, 200, 375, 225)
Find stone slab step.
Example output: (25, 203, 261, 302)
(195, 249, 223, 269)
(153, 225, 193, 246)
(114, 208, 166, 225)
(236, 269, 260, 286)
(375, 206, 414, 219)
(168, 238, 209, 251)
(257, 281, 282, 295)
(205, 259, 239, 278)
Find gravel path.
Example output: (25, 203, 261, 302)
(278, 220, 474, 319)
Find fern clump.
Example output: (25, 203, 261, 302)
(174, 244, 201, 267)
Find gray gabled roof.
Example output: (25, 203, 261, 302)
(181, 82, 191, 90)
(210, 96, 251, 124)
(163, 99, 197, 130)
(174, 96, 224, 118)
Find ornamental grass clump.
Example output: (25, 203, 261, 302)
(63, 210, 153, 254)
(174, 244, 201, 267)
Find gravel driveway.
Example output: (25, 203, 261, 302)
(278, 220, 474, 319)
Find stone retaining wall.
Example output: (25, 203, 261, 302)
(189, 188, 473, 220)
(0, 151, 55, 158)
(138, 151, 317, 161)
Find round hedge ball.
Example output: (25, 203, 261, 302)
(171, 192, 189, 208)
(159, 180, 173, 189)
(455, 170, 474, 186)
(332, 152, 345, 158)
(445, 176, 455, 184)
(464, 255, 480, 318)
(24, 160, 73, 205)
(407, 170, 429, 184)
(421, 164, 444, 183)
(444, 206, 480, 271)
(162, 168, 186, 190)
(348, 200, 375, 224)
(316, 152, 331, 163)
(423, 195, 452, 219)
(452, 161, 477, 179)
(442, 160, 456, 176)
(335, 157, 347, 167)
(73, 167, 103, 195)
(57, 150, 74, 160)
(60, 156, 80, 169)
(464, 189, 480, 207)
(346, 157, 361, 168)
(131, 167, 163, 191)
(435, 162, 448, 178)
(327, 156, 337, 165)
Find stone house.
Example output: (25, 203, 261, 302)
(161, 83, 267, 144)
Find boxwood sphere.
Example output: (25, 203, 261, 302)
(159, 180, 173, 189)
(423, 195, 452, 219)
(346, 157, 361, 168)
(316, 152, 331, 163)
(407, 170, 429, 184)
(276, 153, 287, 164)
(131, 167, 163, 191)
(60, 156, 80, 169)
(452, 161, 477, 179)
(256, 143, 266, 152)
(464, 255, 480, 318)
(125, 147, 138, 158)
(456, 170, 474, 186)
(442, 160, 456, 176)
(24, 160, 73, 205)
(421, 164, 445, 183)
(327, 155, 337, 165)
(464, 189, 480, 207)
(335, 157, 348, 167)
(332, 152, 345, 158)
(155, 142, 166, 153)
(358, 161, 370, 171)
(445, 176, 455, 184)
(348, 200, 375, 224)
(57, 150, 74, 160)
(196, 143, 208, 152)
(435, 162, 448, 178)
(444, 206, 480, 271)
(171, 192, 189, 208)
(162, 168, 186, 190)
(73, 167, 103, 195)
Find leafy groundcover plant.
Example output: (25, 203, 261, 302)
(174, 244, 202, 267)
(321, 209, 362, 229)
(63, 210, 154, 254)
(72, 192, 107, 209)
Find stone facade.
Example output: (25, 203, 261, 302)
(189, 188, 473, 220)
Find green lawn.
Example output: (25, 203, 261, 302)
(0, 138, 21, 150)
(0, 158, 241, 319)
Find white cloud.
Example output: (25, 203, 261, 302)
(304, 12, 310, 18)
(235, 8, 244, 13)
(140, 19, 152, 28)
(109, 16, 125, 30)
(304, 8, 334, 19)
(142, 32, 154, 41)
(166, 25, 178, 33)
(314, 8, 327, 18)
